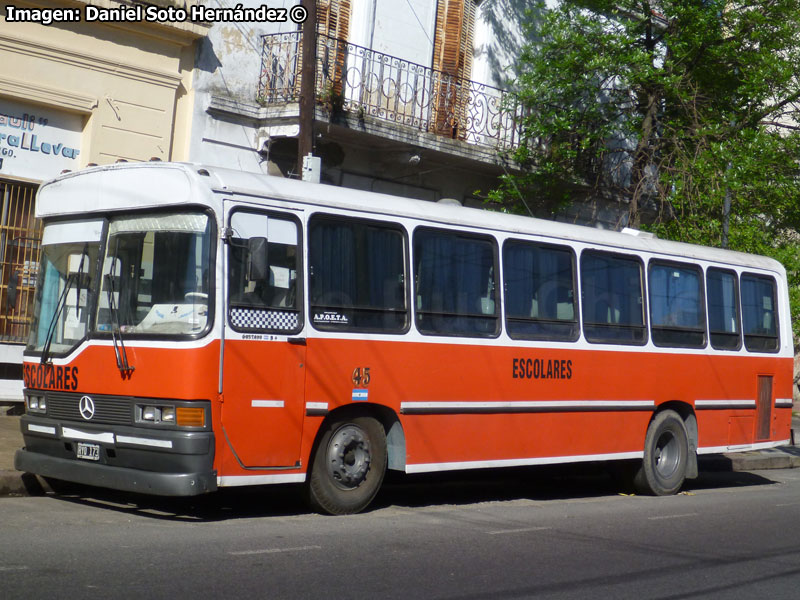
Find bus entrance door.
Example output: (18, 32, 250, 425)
(220, 205, 306, 469)
(221, 338, 306, 468)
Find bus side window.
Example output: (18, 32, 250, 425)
(414, 228, 499, 338)
(580, 250, 646, 345)
(648, 261, 705, 348)
(227, 211, 301, 334)
(308, 215, 408, 333)
(741, 273, 779, 352)
(503, 240, 578, 342)
(707, 267, 741, 351)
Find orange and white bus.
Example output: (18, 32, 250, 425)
(15, 162, 794, 514)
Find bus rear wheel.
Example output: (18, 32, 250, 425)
(308, 416, 387, 515)
(633, 410, 689, 496)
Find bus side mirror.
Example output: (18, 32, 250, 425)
(247, 237, 269, 282)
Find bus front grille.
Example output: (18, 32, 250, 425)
(45, 392, 134, 426)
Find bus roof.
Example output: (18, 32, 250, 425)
(37, 161, 785, 274)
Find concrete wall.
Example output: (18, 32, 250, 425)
(472, 0, 542, 90)
(187, 0, 296, 173)
(350, 0, 436, 66)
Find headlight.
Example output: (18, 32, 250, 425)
(26, 394, 46, 414)
(136, 403, 205, 428)
(161, 406, 176, 423)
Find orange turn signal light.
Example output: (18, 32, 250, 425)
(176, 406, 206, 428)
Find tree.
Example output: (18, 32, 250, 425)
(490, 0, 800, 344)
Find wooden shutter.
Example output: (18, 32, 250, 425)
(431, 0, 475, 139)
(316, 0, 351, 98)
(316, 0, 350, 38)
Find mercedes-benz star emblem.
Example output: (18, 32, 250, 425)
(79, 396, 95, 421)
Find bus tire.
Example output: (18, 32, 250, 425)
(308, 416, 387, 515)
(633, 410, 688, 496)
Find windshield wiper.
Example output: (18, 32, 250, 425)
(40, 247, 89, 365)
(40, 273, 75, 365)
(105, 272, 135, 378)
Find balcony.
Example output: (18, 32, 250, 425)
(258, 32, 523, 154)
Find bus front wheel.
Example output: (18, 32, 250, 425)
(308, 416, 387, 515)
(633, 410, 688, 496)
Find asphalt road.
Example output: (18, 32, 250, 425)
(2, 466, 800, 599)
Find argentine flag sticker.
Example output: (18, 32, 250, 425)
(352, 389, 369, 402)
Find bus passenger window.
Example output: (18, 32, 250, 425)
(228, 211, 301, 334)
(741, 273, 779, 352)
(580, 251, 646, 345)
(414, 228, 499, 337)
(309, 216, 407, 332)
(503, 240, 578, 341)
(648, 261, 705, 348)
(707, 268, 741, 350)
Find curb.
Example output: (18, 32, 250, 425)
(0, 469, 51, 497)
(700, 448, 800, 471)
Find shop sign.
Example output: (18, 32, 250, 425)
(0, 98, 83, 181)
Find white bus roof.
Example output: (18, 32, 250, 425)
(37, 161, 785, 274)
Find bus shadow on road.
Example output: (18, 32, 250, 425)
(41, 479, 311, 522)
(41, 463, 779, 521)
(373, 463, 779, 510)
(683, 469, 779, 493)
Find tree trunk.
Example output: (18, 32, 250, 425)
(629, 90, 658, 228)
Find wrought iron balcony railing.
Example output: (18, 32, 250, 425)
(259, 31, 524, 152)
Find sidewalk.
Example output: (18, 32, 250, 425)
(0, 409, 52, 496)
(2, 408, 800, 497)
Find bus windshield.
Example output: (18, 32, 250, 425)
(96, 212, 212, 336)
(27, 211, 213, 356)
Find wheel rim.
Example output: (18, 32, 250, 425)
(654, 430, 680, 479)
(326, 424, 371, 490)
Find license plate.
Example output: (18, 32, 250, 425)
(76, 442, 100, 461)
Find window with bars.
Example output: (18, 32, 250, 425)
(0, 179, 42, 343)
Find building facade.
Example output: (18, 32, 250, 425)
(188, 0, 528, 204)
(0, 0, 208, 400)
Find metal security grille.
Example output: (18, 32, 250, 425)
(0, 179, 41, 343)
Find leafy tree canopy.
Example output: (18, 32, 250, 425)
(490, 0, 800, 345)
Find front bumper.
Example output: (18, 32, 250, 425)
(15, 415, 217, 496)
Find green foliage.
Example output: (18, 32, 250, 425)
(493, 0, 800, 347)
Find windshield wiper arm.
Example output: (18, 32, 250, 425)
(40, 273, 75, 365)
(40, 245, 90, 365)
(104, 273, 135, 377)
